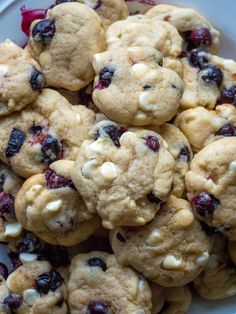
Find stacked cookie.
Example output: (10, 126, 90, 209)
(0, 1, 235, 313)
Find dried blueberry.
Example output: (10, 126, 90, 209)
(96, 125, 127, 147)
(78, 86, 93, 107)
(220, 86, 236, 105)
(0, 262, 8, 280)
(190, 28, 212, 48)
(3, 294, 22, 311)
(178, 146, 191, 162)
(147, 192, 161, 204)
(116, 232, 126, 243)
(5, 128, 26, 158)
(187, 49, 208, 68)
(144, 136, 160, 152)
(143, 84, 152, 90)
(94, 67, 115, 90)
(200, 65, 223, 87)
(32, 19, 56, 43)
(35, 269, 63, 294)
(29, 125, 43, 135)
(215, 123, 236, 136)
(191, 192, 220, 217)
(30, 68, 45, 91)
(45, 167, 75, 189)
(88, 257, 107, 271)
(0, 192, 15, 222)
(88, 301, 110, 314)
(41, 135, 62, 165)
(16, 232, 41, 253)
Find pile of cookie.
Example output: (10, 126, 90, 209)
(0, 0, 235, 313)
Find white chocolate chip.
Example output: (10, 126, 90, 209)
(132, 63, 148, 76)
(89, 138, 105, 154)
(84, 0, 97, 7)
(206, 254, 219, 269)
(76, 113, 81, 123)
(143, 69, 159, 80)
(138, 280, 145, 292)
(135, 310, 145, 314)
(39, 52, 52, 69)
(163, 255, 182, 269)
(139, 92, 157, 111)
(229, 161, 236, 171)
(93, 53, 102, 66)
(25, 184, 43, 202)
(195, 252, 209, 266)
(223, 59, 236, 72)
(0, 65, 9, 76)
(46, 199, 63, 213)
(82, 159, 98, 178)
(23, 289, 40, 305)
(19, 253, 38, 263)
(132, 112, 148, 125)
(4, 223, 22, 237)
(146, 230, 162, 245)
(100, 162, 118, 181)
(119, 132, 137, 146)
(174, 210, 194, 227)
(137, 217, 146, 224)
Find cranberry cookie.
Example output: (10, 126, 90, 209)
(110, 195, 212, 287)
(92, 47, 183, 126)
(67, 251, 152, 313)
(72, 120, 175, 229)
(0, 39, 45, 116)
(27, 2, 106, 90)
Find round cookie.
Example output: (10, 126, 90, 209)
(193, 237, 236, 300)
(0, 39, 45, 116)
(15, 160, 100, 246)
(0, 89, 95, 178)
(186, 137, 236, 240)
(92, 47, 183, 126)
(72, 120, 175, 229)
(145, 4, 220, 54)
(180, 49, 236, 110)
(106, 15, 183, 57)
(0, 261, 67, 313)
(27, 2, 106, 90)
(151, 123, 193, 197)
(67, 251, 152, 313)
(228, 241, 236, 265)
(175, 104, 236, 152)
(0, 162, 23, 242)
(151, 282, 192, 314)
(110, 195, 212, 287)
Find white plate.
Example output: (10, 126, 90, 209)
(0, 1, 235, 313)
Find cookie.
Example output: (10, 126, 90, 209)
(145, 4, 220, 54)
(92, 47, 183, 126)
(0, 39, 45, 116)
(68, 0, 129, 29)
(185, 137, 236, 240)
(175, 104, 236, 152)
(228, 241, 236, 265)
(151, 123, 192, 197)
(0, 261, 67, 313)
(106, 15, 183, 57)
(71, 120, 175, 229)
(151, 282, 192, 314)
(180, 49, 236, 110)
(193, 237, 236, 300)
(67, 251, 152, 313)
(110, 195, 212, 287)
(27, 2, 106, 90)
(0, 89, 95, 178)
(0, 162, 23, 242)
(15, 160, 100, 246)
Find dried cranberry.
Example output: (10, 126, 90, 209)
(30, 68, 45, 91)
(190, 28, 212, 47)
(35, 269, 63, 294)
(3, 294, 22, 311)
(116, 232, 126, 243)
(0, 192, 15, 221)
(201, 65, 223, 87)
(16, 233, 41, 253)
(144, 136, 160, 152)
(5, 128, 26, 158)
(41, 135, 62, 165)
(178, 146, 191, 162)
(32, 19, 56, 43)
(21, 6, 46, 36)
(0, 262, 8, 279)
(187, 49, 208, 68)
(94, 67, 115, 90)
(88, 257, 107, 271)
(88, 301, 110, 314)
(42, 244, 69, 268)
(147, 192, 161, 204)
(45, 167, 75, 189)
(215, 123, 236, 136)
(220, 86, 236, 105)
(191, 192, 220, 217)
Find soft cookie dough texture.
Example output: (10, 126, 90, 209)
(27, 2, 106, 90)
(67, 251, 152, 313)
(0, 39, 45, 116)
(72, 120, 175, 229)
(92, 47, 183, 126)
(111, 195, 212, 287)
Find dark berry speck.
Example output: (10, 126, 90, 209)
(41, 135, 62, 165)
(220, 86, 236, 105)
(29, 125, 43, 135)
(32, 19, 56, 43)
(0, 192, 15, 222)
(144, 136, 160, 152)
(30, 68, 45, 91)
(88, 301, 110, 314)
(3, 294, 22, 311)
(215, 123, 236, 136)
(35, 269, 63, 294)
(5, 128, 26, 158)
(16, 232, 41, 253)
(178, 146, 191, 162)
(191, 192, 220, 217)
(88, 257, 107, 271)
(94, 67, 115, 90)
(200, 65, 223, 87)
(143, 84, 152, 90)
(187, 49, 208, 68)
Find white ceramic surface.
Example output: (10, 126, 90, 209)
(0, 1, 235, 313)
